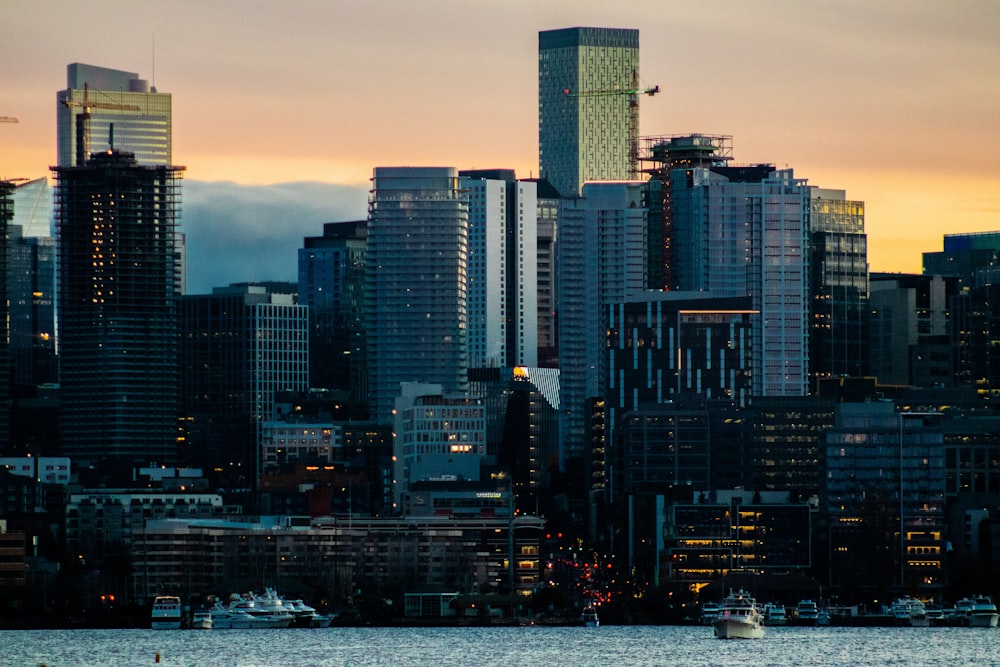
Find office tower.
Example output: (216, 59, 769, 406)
(670, 163, 812, 397)
(179, 285, 308, 488)
(460, 170, 538, 369)
(299, 220, 368, 405)
(57, 63, 171, 167)
(810, 188, 869, 386)
(7, 225, 56, 386)
(824, 403, 944, 598)
(556, 181, 646, 476)
(923, 232, 1000, 390)
(751, 396, 836, 499)
(366, 167, 469, 424)
(869, 273, 956, 387)
(53, 150, 183, 470)
(539, 27, 641, 197)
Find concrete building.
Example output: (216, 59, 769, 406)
(57, 63, 171, 167)
(179, 285, 309, 488)
(460, 170, 538, 369)
(366, 167, 469, 423)
(556, 181, 646, 474)
(53, 150, 183, 472)
(538, 27, 642, 197)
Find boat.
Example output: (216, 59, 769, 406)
(762, 602, 787, 626)
(151, 595, 183, 630)
(700, 601, 721, 625)
(191, 610, 213, 630)
(581, 605, 599, 627)
(209, 595, 295, 629)
(890, 596, 930, 627)
(796, 599, 819, 626)
(250, 588, 318, 628)
(712, 589, 765, 639)
(954, 595, 1000, 628)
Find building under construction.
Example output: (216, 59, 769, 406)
(639, 134, 733, 291)
(53, 150, 184, 473)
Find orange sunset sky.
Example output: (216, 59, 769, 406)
(2, 0, 999, 275)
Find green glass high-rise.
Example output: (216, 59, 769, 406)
(538, 27, 640, 198)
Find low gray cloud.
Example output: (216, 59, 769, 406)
(181, 180, 369, 294)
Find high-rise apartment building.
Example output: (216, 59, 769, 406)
(557, 181, 646, 473)
(299, 220, 368, 404)
(53, 150, 183, 470)
(57, 63, 171, 167)
(670, 164, 812, 397)
(366, 167, 469, 423)
(460, 170, 538, 369)
(809, 188, 869, 385)
(539, 27, 640, 197)
(179, 285, 309, 487)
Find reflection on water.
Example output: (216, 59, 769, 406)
(0, 625, 995, 667)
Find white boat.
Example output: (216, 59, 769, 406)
(954, 596, 1000, 628)
(762, 602, 787, 626)
(252, 588, 319, 628)
(210, 595, 295, 629)
(191, 610, 213, 630)
(796, 599, 819, 626)
(581, 605, 599, 627)
(712, 589, 765, 639)
(151, 595, 183, 630)
(891, 596, 930, 627)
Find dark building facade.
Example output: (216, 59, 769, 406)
(7, 226, 56, 388)
(53, 151, 183, 470)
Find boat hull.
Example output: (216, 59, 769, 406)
(713, 618, 765, 639)
(969, 613, 999, 628)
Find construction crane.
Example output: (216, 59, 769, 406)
(563, 77, 660, 180)
(61, 83, 140, 164)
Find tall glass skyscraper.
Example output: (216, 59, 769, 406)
(53, 150, 183, 469)
(366, 167, 469, 423)
(538, 27, 640, 198)
(57, 63, 171, 167)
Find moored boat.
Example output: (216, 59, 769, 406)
(700, 601, 721, 625)
(151, 595, 183, 630)
(712, 589, 765, 639)
(581, 605, 599, 627)
(796, 599, 819, 626)
(891, 596, 929, 627)
(191, 610, 213, 630)
(954, 595, 1000, 628)
(763, 602, 787, 626)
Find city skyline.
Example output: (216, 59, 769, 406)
(2, 0, 999, 282)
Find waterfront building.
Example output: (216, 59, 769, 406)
(132, 514, 544, 604)
(299, 220, 367, 404)
(179, 284, 309, 488)
(57, 63, 171, 167)
(53, 150, 183, 471)
(809, 188, 869, 385)
(460, 170, 538, 369)
(824, 402, 945, 599)
(366, 167, 469, 423)
(538, 27, 641, 197)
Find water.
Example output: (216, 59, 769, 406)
(1, 625, 998, 667)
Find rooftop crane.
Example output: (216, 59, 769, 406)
(61, 83, 141, 164)
(563, 78, 660, 180)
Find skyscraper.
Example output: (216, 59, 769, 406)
(57, 63, 171, 167)
(366, 167, 469, 423)
(539, 27, 641, 197)
(53, 150, 183, 470)
(459, 170, 538, 369)
(299, 220, 368, 405)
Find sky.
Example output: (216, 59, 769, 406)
(2, 0, 999, 292)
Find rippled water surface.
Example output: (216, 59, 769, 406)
(2, 625, 998, 666)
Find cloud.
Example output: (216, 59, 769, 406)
(181, 180, 369, 294)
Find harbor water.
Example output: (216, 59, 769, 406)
(1, 625, 998, 666)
